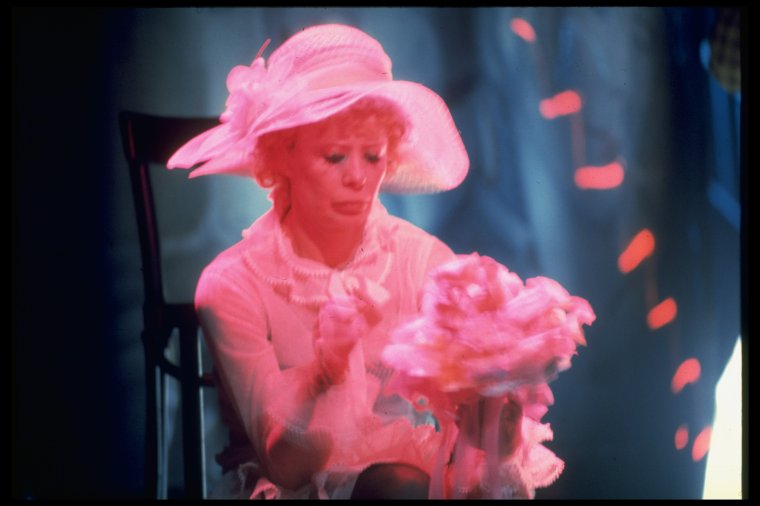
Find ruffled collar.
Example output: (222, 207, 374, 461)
(242, 200, 397, 310)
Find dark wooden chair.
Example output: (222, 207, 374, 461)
(119, 111, 220, 499)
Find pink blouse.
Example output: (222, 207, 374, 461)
(196, 201, 455, 498)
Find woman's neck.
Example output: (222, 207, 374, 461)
(281, 210, 366, 269)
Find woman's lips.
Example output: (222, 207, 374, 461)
(332, 201, 368, 215)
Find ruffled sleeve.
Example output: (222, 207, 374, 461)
(196, 256, 338, 490)
(196, 241, 392, 492)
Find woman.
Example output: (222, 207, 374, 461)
(168, 24, 519, 499)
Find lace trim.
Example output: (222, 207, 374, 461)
(244, 204, 396, 309)
(272, 207, 388, 278)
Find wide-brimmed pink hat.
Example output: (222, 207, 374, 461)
(167, 24, 469, 194)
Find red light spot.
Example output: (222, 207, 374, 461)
(510, 18, 536, 43)
(617, 229, 655, 274)
(692, 426, 712, 461)
(647, 297, 678, 330)
(671, 358, 701, 394)
(574, 161, 625, 189)
(674, 424, 689, 450)
(539, 90, 582, 119)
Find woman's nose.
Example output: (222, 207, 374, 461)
(342, 155, 367, 189)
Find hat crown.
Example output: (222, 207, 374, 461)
(268, 24, 393, 92)
(168, 23, 469, 194)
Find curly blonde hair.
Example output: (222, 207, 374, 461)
(252, 96, 408, 218)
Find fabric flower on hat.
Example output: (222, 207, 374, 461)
(220, 57, 270, 135)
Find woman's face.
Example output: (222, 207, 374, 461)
(285, 118, 389, 231)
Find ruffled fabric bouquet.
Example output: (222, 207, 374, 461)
(382, 253, 595, 498)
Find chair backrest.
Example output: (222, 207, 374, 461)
(119, 110, 219, 499)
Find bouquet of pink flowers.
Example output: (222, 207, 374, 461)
(381, 253, 595, 498)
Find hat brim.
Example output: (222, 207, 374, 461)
(172, 80, 469, 194)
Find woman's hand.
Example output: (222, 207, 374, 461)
(456, 394, 523, 458)
(498, 395, 523, 457)
(263, 415, 334, 491)
(313, 295, 371, 386)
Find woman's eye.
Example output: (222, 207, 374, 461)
(324, 153, 346, 164)
(365, 153, 381, 164)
